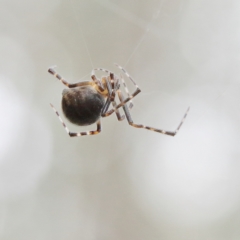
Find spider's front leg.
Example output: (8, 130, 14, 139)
(115, 63, 142, 109)
(48, 67, 93, 88)
(96, 65, 138, 109)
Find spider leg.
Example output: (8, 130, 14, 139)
(48, 67, 93, 88)
(109, 64, 141, 110)
(93, 67, 116, 89)
(101, 76, 125, 121)
(120, 74, 134, 109)
(98, 68, 141, 117)
(91, 69, 105, 91)
(114, 63, 139, 89)
(93, 67, 112, 75)
(98, 64, 136, 109)
(114, 87, 141, 110)
(101, 87, 140, 118)
(50, 103, 101, 137)
(101, 96, 112, 115)
(117, 90, 190, 136)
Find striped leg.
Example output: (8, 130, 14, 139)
(101, 74, 141, 115)
(50, 104, 101, 137)
(113, 64, 141, 110)
(115, 63, 138, 108)
(93, 67, 116, 89)
(120, 74, 133, 109)
(94, 66, 140, 115)
(93, 67, 133, 99)
(101, 85, 140, 117)
(91, 69, 107, 91)
(114, 64, 138, 87)
(48, 67, 93, 88)
(93, 67, 111, 73)
(114, 87, 141, 110)
(117, 90, 190, 136)
(102, 77, 125, 121)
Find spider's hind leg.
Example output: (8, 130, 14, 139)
(117, 90, 189, 136)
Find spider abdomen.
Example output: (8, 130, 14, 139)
(62, 86, 105, 126)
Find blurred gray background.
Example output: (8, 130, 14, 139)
(1, 0, 240, 239)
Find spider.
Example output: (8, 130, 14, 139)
(48, 64, 189, 137)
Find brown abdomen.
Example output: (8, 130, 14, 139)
(62, 86, 105, 126)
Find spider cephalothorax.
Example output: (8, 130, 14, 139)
(49, 64, 189, 137)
